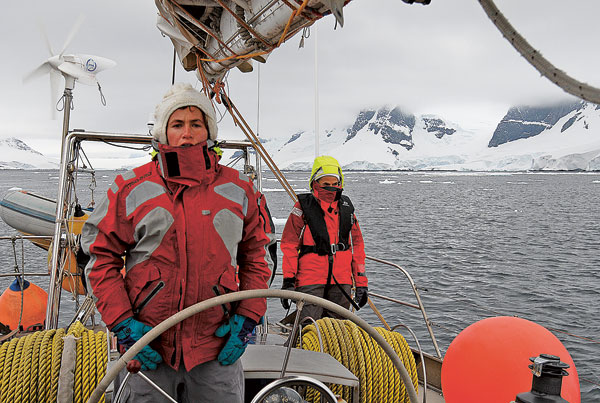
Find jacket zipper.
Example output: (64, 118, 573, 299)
(172, 280, 183, 367)
(133, 281, 165, 315)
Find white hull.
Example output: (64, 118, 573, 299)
(0, 189, 56, 237)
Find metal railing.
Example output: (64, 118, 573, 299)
(272, 237, 442, 359)
(45, 130, 262, 329)
(365, 255, 442, 358)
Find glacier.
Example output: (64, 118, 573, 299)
(262, 102, 600, 172)
(1, 101, 599, 171)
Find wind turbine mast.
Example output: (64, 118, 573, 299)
(23, 16, 116, 329)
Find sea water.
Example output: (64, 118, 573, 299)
(0, 170, 598, 401)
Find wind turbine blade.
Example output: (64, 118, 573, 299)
(37, 20, 54, 56)
(23, 62, 51, 83)
(49, 69, 62, 120)
(59, 14, 85, 57)
(91, 56, 117, 73)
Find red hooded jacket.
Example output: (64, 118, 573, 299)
(82, 144, 271, 371)
(280, 190, 367, 288)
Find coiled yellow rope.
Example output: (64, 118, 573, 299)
(0, 321, 107, 403)
(299, 318, 419, 403)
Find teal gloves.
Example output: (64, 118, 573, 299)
(112, 317, 163, 371)
(215, 314, 257, 365)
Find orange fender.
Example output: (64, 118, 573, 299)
(0, 279, 47, 331)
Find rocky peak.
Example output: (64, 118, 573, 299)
(345, 109, 375, 142)
(488, 101, 584, 147)
(282, 131, 304, 148)
(422, 117, 456, 139)
(369, 107, 415, 149)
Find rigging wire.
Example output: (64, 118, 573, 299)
(99, 140, 151, 152)
(96, 83, 107, 106)
(171, 47, 176, 85)
(221, 92, 298, 202)
(10, 238, 25, 333)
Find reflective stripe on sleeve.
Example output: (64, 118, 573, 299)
(126, 206, 174, 271)
(125, 181, 168, 216)
(81, 194, 111, 300)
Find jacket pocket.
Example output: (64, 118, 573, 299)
(125, 264, 169, 326)
(218, 269, 239, 294)
(192, 269, 239, 345)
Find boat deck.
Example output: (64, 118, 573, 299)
(419, 386, 445, 403)
(244, 330, 446, 402)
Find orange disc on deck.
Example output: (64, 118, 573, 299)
(441, 316, 580, 403)
(0, 279, 48, 331)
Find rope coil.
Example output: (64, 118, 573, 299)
(0, 321, 107, 403)
(299, 318, 419, 403)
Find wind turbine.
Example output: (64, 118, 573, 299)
(23, 16, 116, 150)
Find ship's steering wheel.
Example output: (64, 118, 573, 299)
(88, 289, 418, 403)
(250, 375, 338, 403)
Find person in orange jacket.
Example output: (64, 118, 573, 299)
(279, 156, 368, 321)
(82, 83, 271, 402)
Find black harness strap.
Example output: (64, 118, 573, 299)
(298, 193, 331, 256)
(297, 193, 358, 308)
(297, 194, 355, 258)
(332, 272, 360, 311)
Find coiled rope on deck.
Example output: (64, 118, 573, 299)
(299, 318, 419, 403)
(0, 321, 107, 403)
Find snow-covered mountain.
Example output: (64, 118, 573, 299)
(2, 100, 600, 171)
(0, 138, 59, 169)
(262, 101, 600, 171)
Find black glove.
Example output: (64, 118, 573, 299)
(280, 277, 296, 310)
(354, 286, 369, 308)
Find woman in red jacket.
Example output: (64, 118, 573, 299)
(279, 156, 368, 322)
(82, 83, 271, 402)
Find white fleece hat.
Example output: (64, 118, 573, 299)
(151, 83, 218, 144)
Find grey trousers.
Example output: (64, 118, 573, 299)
(122, 359, 244, 403)
(296, 284, 352, 322)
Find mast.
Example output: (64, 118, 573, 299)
(46, 76, 76, 329)
(256, 63, 262, 191)
(314, 25, 320, 158)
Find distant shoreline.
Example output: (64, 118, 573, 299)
(0, 168, 599, 173)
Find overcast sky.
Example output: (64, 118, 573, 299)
(1, 0, 599, 158)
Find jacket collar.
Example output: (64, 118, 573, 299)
(156, 141, 219, 187)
